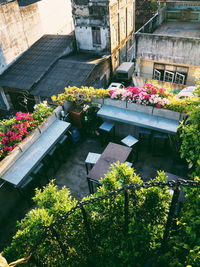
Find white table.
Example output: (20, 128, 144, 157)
(1, 120, 70, 186)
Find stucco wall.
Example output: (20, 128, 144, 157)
(75, 26, 108, 51)
(136, 33, 200, 66)
(0, 0, 74, 74)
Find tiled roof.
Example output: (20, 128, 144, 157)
(31, 57, 95, 97)
(0, 35, 74, 90)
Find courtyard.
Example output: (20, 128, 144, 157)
(0, 129, 187, 251)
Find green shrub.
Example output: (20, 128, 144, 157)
(166, 97, 200, 113)
(156, 177, 200, 267)
(3, 164, 171, 267)
(179, 105, 200, 177)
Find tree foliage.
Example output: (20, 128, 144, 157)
(3, 164, 171, 266)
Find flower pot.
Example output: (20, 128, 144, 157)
(69, 109, 84, 128)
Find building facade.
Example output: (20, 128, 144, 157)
(71, 0, 135, 70)
(0, 0, 74, 75)
(134, 0, 200, 88)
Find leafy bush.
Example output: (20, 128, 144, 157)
(3, 164, 171, 267)
(156, 177, 200, 267)
(166, 96, 200, 113)
(179, 105, 200, 176)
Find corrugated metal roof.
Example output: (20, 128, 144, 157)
(31, 57, 95, 97)
(0, 35, 74, 90)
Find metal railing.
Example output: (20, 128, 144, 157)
(20, 179, 200, 266)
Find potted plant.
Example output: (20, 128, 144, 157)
(51, 86, 108, 128)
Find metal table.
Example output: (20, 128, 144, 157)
(1, 120, 70, 187)
(87, 142, 132, 193)
(97, 105, 179, 134)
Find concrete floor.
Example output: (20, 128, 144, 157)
(153, 22, 200, 38)
(0, 135, 187, 250)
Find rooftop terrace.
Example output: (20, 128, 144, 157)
(153, 21, 200, 38)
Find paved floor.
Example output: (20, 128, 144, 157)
(153, 22, 200, 38)
(0, 135, 187, 250)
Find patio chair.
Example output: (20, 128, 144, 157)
(98, 121, 115, 146)
(85, 152, 101, 174)
(121, 135, 139, 162)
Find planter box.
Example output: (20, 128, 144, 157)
(53, 106, 63, 119)
(127, 102, 153, 115)
(153, 108, 180, 121)
(0, 111, 59, 176)
(63, 101, 73, 112)
(0, 146, 22, 177)
(18, 128, 41, 152)
(104, 98, 126, 109)
(92, 98, 104, 105)
(38, 113, 57, 133)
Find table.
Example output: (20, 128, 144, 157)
(87, 142, 132, 193)
(1, 120, 70, 187)
(97, 105, 179, 134)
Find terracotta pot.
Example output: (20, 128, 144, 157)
(69, 109, 84, 128)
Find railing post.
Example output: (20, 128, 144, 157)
(161, 183, 180, 250)
(124, 188, 129, 234)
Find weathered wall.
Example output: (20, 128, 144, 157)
(109, 0, 135, 69)
(85, 59, 111, 88)
(72, 0, 135, 69)
(75, 26, 108, 51)
(0, 0, 74, 74)
(72, 0, 110, 52)
(136, 33, 200, 66)
(133, 75, 186, 90)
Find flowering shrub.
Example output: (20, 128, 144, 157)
(109, 88, 132, 101)
(0, 102, 53, 160)
(109, 83, 171, 108)
(51, 86, 109, 107)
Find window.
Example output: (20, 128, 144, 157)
(92, 27, 101, 45)
(175, 72, 185, 85)
(153, 69, 161, 81)
(153, 63, 188, 85)
(164, 71, 174, 83)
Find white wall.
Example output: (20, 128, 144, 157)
(0, 0, 74, 74)
(75, 26, 108, 51)
(38, 0, 74, 34)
